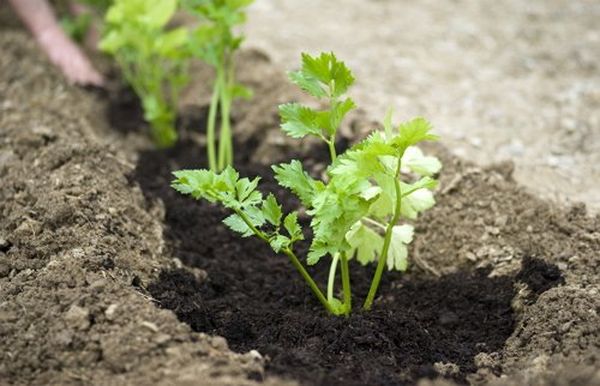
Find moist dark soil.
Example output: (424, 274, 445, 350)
(131, 138, 562, 386)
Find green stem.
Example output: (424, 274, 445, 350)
(340, 251, 352, 315)
(206, 73, 221, 171)
(363, 217, 387, 231)
(327, 253, 340, 302)
(218, 86, 232, 170)
(327, 138, 337, 162)
(363, 156, 403, 310)
(282, 247, 336, 315)
(234, 210, 335, 315)
(218, 56, 234, 170)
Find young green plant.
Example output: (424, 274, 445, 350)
(172, 52, 442, 315)
(100, 0, 190, 148)
(185, 0, 254, 171)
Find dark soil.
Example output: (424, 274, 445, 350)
(133, 138, 563, 386)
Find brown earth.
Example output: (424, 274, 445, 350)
(1, 11, 599, 386)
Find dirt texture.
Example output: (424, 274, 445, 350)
(1, 8, 600, 386)
(244, 0, 600, 213)
(0, 30, 287, 386)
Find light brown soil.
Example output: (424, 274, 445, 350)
(1, 9, 599, 386)
(244, 0, 600, 213)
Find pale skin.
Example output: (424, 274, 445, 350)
(7, 0, 104, 86)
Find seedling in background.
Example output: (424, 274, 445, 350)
(100, 0, 190, 148)
(185, 0, 254, 171)
(172, 52, 442, 315)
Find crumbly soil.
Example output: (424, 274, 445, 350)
(1, 12, 599, 386)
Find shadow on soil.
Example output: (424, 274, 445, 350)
(130, 134, 563, 386)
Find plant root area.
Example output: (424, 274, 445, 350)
(1, 16, 599, 386)
(134, 140, 563, 386)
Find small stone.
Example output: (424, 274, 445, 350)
(210, 336, 229, 351)
(64, 305, 90, 330)
(474, 352, 496, 368)
(433, 361, 460, 376)
(89, 279, 107, 292)
(105, 304, 118, 321)
(487, 226, 500, 235)
(494, 215, 508, 227)
(526, 225, 533, 232)
(560, 321, 573, 333)
(247, 350, 262, 361)
(557, 262, 568, 271)
(141, 321, 159, 332)
(154, 333, 171, 345)
(465, 252, 477, 262)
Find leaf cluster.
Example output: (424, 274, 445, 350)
(100, 0, 190, 147)
(172, 52, 442, 315)
(279, 52, 356, 141)
(172, 167, 304, 253)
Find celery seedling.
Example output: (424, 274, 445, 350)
(184, 0, 253, 171)
(172, 52, 442, 315)
(100, 0, 190, 148)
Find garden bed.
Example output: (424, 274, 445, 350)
(1, 24, 599, 386)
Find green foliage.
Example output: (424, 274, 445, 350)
(185, 0, 254, 171)
(172, 52, 442, 316)
(280, 52, 356, 144)
(100, 0, 189, 147)
(172, 167, 304, 252)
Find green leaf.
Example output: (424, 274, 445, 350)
(283, 212, 304, 241)
(401, 188, 436, 219)
(387, 224, 414, 271)
(172, 169, 219, 201)
(328, 97, 356, 134)
(269, 235, 290, 252)
(223, 213, 253, 237)
(262, 194, 282, 226)
(154, 27, 189, 57)
(302, 52, 355, 98)
(272, 160, 319, 207)
(307, 244, 329, 265)
(288, 52, 355, 99)
(142, 0, 177, 28)
(288, 70, 327, 99)
(231, 83, 253, 100)
(392, 117, 439, 153)
(401, 176, 438, 198)
(278, 103, 322, 139)
(235, 177, 262, 206)
(401, 146, 442, 176)
(346, 221, 384, 265)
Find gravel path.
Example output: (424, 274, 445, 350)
(244, 0, 600, 212)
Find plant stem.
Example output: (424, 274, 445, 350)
(327, 253, 340, 302)
(217, 92, 230, 170)
(363, 217, 387, 231)
(363, 156, 403, 310)
(218, 55, 234, 170)
(340, 251, 351, 315)
(282, 247, 336, 315)
(327, 137, 337, 162)
(234, 209, 336, 315)
(206, 72, 220, 171)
